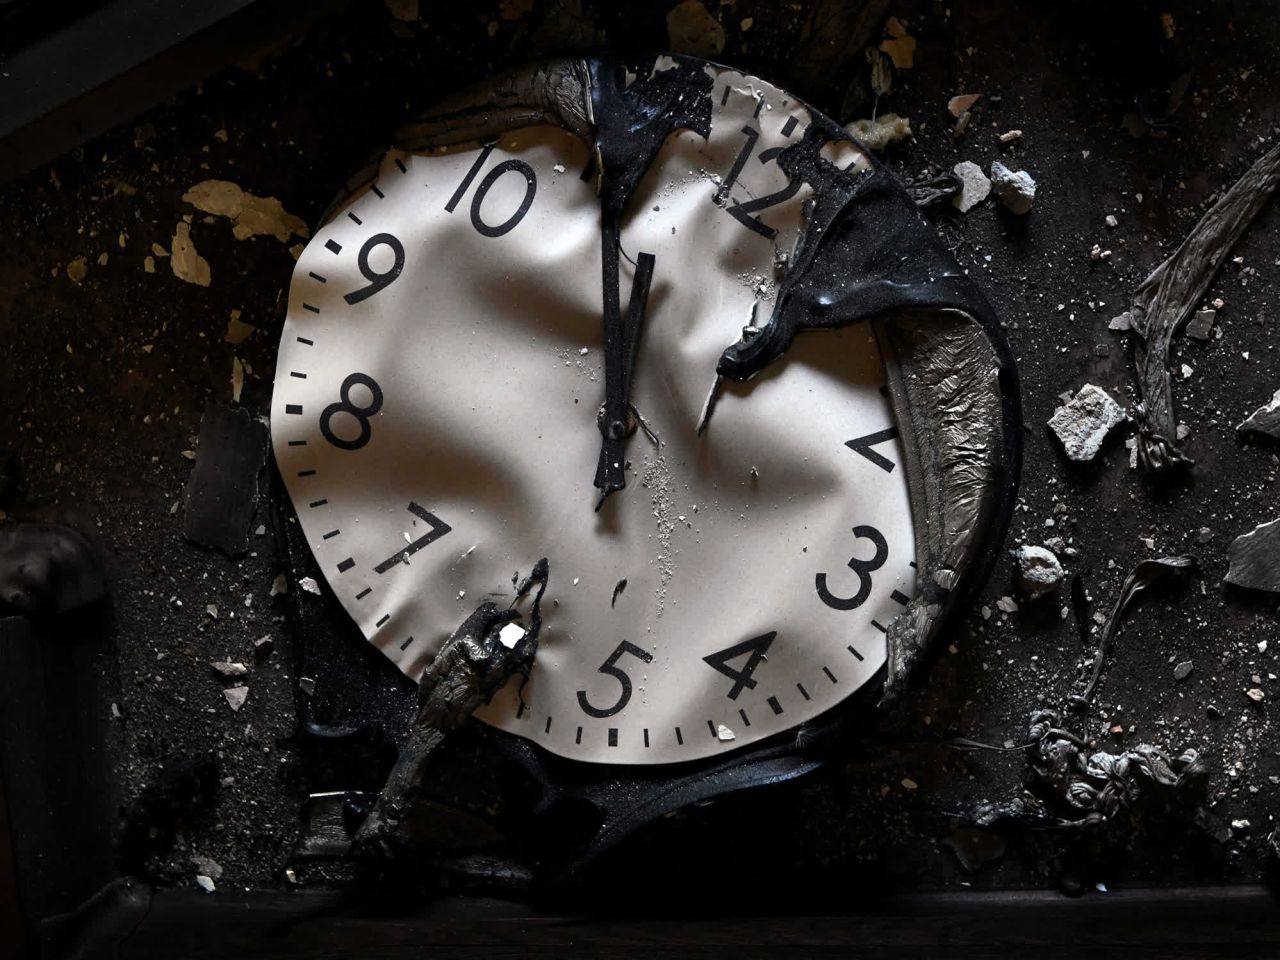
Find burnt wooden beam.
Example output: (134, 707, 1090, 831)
(116, 885, 1280, 959)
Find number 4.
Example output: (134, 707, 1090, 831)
(703, 631, 777, 700)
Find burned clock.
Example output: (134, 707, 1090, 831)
(270, 56, 1020, 870)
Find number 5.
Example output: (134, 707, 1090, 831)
(577, 641, 653, 719)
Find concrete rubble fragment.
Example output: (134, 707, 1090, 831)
(952, 161, 990, 212)
(1185, 308, 1216, 341)
(948, 93, 981, 117)
(1238, 388, 1280, 440)
(1173, 660, 1194, 681)
(989, 161, 1036, 214)
(1047, 383, 1126, 461)
(1015, 545, 1063, 598)
(223, 685, 248, 711)
(211, 660, 248, 678)
(1225, 518, 1280, 594)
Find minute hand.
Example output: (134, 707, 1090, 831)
(594, 211, 655, 500)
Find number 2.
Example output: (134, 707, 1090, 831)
(816, 525, 888, 611)
(577, 641, 652, 719)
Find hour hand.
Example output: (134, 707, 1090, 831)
(594, 244, 655, 502)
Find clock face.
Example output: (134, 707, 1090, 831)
(271, 63, 918, 764)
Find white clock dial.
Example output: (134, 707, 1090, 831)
(271, 65, 916, 764)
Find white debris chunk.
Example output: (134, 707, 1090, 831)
(497, 622, 526, 649)
(223, 686, 249, 712)
(211, 660, 248, 678)
(195, 875, 216, 894)
(1015, 545, 1064, 599)
(989, 161, 1036, 214)
(1048, 384, 1127, 461)
(952, 161, 991, 212)
(299, 577, 322, 595)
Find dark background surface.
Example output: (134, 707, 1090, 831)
(1, 0, 1279, 938)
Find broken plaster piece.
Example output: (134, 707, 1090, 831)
(225, 310, 255, 344)
(846, 114, 912, 152)
(170, 222, 210, 287)
(1048, 384, 1126, 461)
(948, 94, 981, 117)
(989, 161, 1036, 215)
(1238, 388, 1280, 441)
(666, 0, 725, 57)
(1225, 518, 1280, 594)
(952, 161, 990, 212)
(182, 180, 309, 243)
(880, 17, 916, 69)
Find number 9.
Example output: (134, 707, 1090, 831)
(343, 233, 405, 305)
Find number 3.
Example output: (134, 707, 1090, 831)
(816, 525, 888, 611)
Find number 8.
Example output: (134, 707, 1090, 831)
(319, 372, 383, 450)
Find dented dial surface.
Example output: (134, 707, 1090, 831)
(271, 63, 917, 764)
